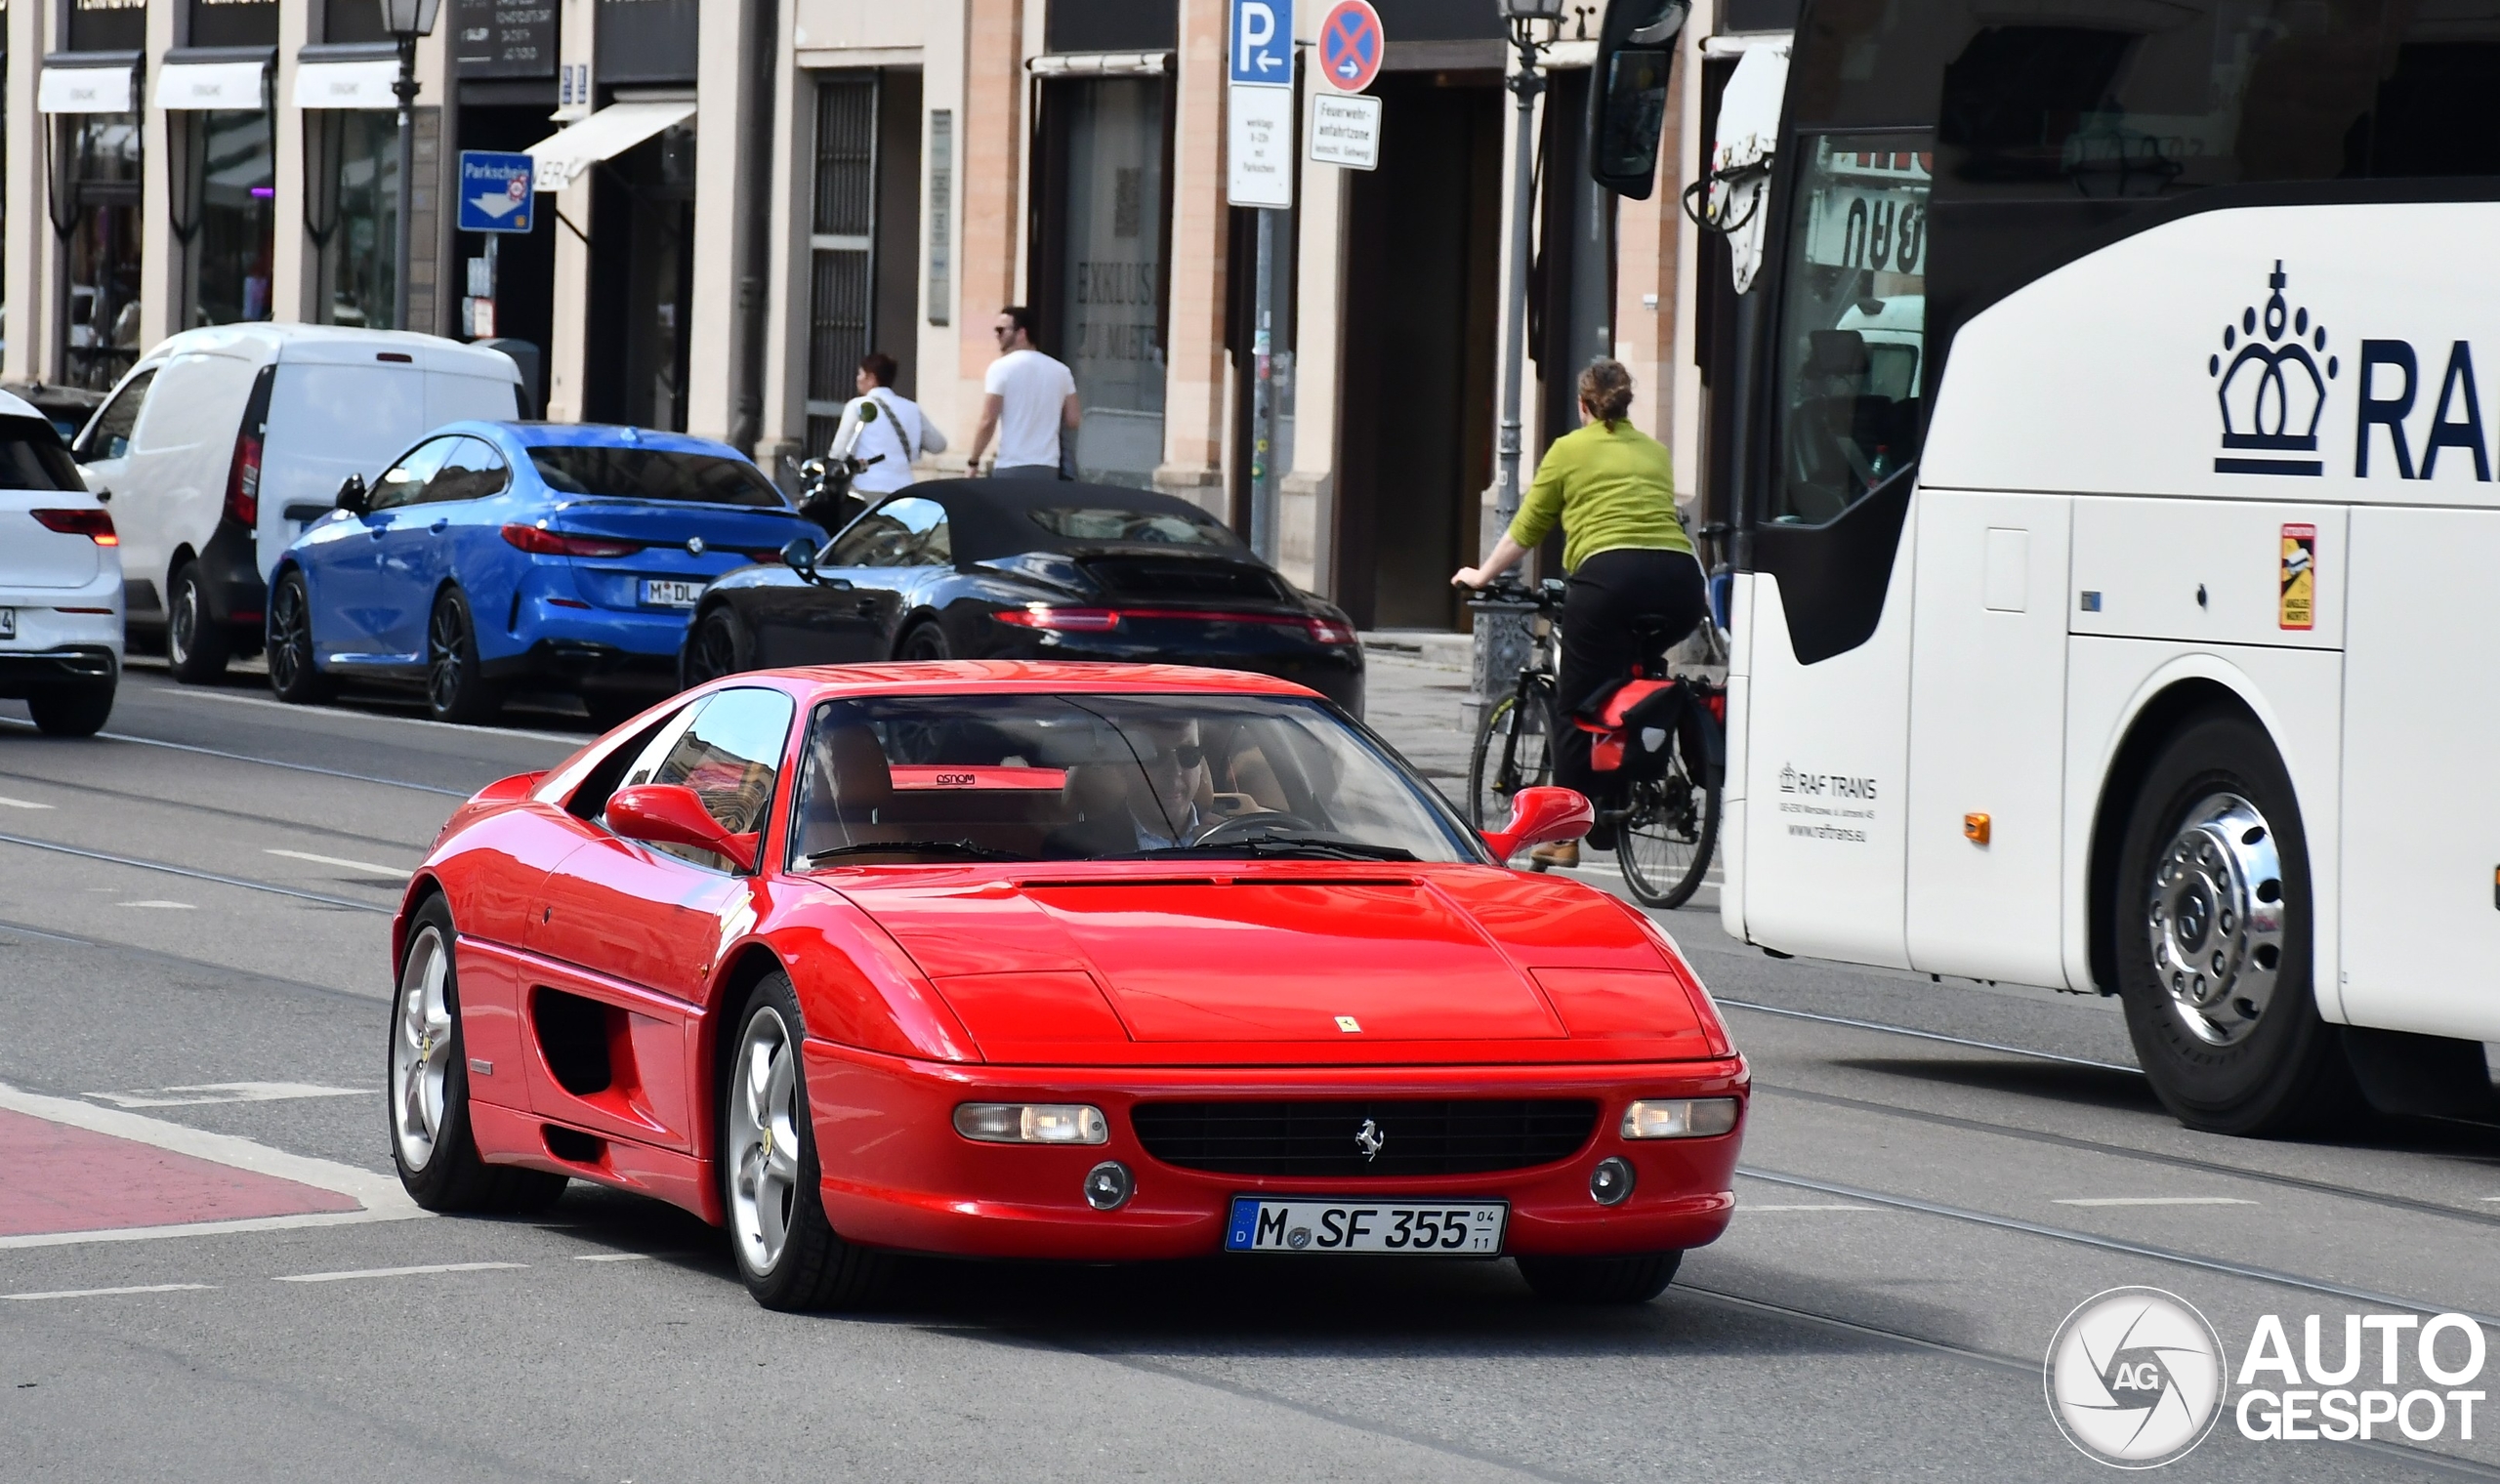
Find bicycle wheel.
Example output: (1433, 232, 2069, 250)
(1617, 707, 1721, 908)
(1468, 688, 1553, 833)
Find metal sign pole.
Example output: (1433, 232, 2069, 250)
(1251, 207, 1277, 562)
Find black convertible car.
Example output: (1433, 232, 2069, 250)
(678, 479, 1365, 713)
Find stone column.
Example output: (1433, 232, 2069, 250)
(137, 2, 181, 350)
(755, 0, 809, 471)
(2, 0, 49, 380)
(1278, 138, 1347, 596)
(543, 0, 598, 423)
(271, 0, 317, 323)
(686, 0, 762, 445)
(956, 0, 1024, 396)
(1150, 0, 1229, 515)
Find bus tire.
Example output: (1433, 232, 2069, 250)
(2111, 709, 2354, 1136)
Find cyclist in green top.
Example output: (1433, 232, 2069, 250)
(1453, 358, 1706, 868)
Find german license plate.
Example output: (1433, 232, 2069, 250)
(1225, 1197, 1507, 1255)
(0, 608, 14, 639)
(641, 578, 704, 608)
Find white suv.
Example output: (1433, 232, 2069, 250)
(71, 324, 522, 682)
(0, 390, 121, 735)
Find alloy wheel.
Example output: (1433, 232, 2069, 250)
(392, 926, 454, 1172)
(270, 581, 307, 692)
(2146, 792, 2285, 1047)
(727, 1006, 803, 1274)
(169, 575, 200, 667)
(428, 600, 467, 713)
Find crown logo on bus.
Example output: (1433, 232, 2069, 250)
(2212, 261, 2335, 476)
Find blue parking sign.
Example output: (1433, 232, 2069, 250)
(457, 150, 535, 234)
(1229, 0, 1294, 86)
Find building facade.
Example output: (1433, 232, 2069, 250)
(0, 0, 1719, 631)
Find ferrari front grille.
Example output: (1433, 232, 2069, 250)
(1128, 1098, 1600, 1177)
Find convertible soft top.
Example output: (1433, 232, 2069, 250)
(893, 478, 1250, 563)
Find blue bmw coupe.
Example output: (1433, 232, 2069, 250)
(266, 422, 812, 724)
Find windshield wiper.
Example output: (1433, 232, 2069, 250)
(805, 840, 1028, 864)
(1122, 835, 1418, 863)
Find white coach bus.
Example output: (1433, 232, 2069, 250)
(1713, 0, 2500, 1134)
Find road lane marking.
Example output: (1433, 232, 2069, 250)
(6, 1283, 216, 1301)
(0, 832, 393, 913)
(1739, 1165, 2500, 1329)
(573, 1253, 653, 1261)
(2055, 1197, 2258, 1207)
(0, 795, 55, 809)
(0, 717, 471, 797)
(274, 1261, 524, 1284)
(0, 1079, 422, 1249)
(1742, 1203, 1880, 1212)
(117, 899, 197, 910)
(265, 847, 410, 878)
(1715, 998, 2143, 1074)
(88, 1083, 368, 1109)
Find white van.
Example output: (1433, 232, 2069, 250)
(71, 325, 523, 681)
(0, 389, 121, 734)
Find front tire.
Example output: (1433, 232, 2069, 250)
(682, 605, 753, 686)
(390, 896, 567, 1212)
(426, 588, 502, 725)
(1468, 690, 1553, 835)
(1518, 1251, 1682, 1304)
(267, 570, 337, 704)
(2111, 709, 2354, 1135)
(25, 684, 113, 737)
(166, 562, 231, 683)
(722, 972, 890, 1310)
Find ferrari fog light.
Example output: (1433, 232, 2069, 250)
(1620, 1098, 1740, 1140)
(953, 1103, 1108, 1144)
(1590, 1156, 1635, 1206)
(1083, 1160, 1134, 1211)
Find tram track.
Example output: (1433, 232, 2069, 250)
(0, 715, 475, 797)
(0, 832, 396, 913)
(1752, 1080, 2500, 1229)
(0, 767, 439, 858)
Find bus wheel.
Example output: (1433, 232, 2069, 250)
(2112, 710, 2354, 1136)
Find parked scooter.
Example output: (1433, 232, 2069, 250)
(796, 399, 885, 537)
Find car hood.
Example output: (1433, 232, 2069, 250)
(825, 866, 1729, 1066)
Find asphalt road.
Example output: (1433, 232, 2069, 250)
(4, 654, 2497, 1483)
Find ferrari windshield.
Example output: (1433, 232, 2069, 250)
(789, 693, 1481, 866)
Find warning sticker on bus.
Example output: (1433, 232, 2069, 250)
(2280, 523, 2316, 631)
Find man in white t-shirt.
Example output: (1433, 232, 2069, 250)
(968, 305, 1080, 478)
(829, 352, 946, 496)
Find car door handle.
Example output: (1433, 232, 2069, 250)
(429, 520, 448, 534)
(368, 527, 388, 540)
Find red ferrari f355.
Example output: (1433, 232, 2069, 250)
(389, 663, 1746, 1308)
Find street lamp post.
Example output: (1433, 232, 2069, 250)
(380, 0, 441, 333)
(1468, 0, 1565, 736)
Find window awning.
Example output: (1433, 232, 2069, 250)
(38, 56, 139, 115)
(526, 100, 696, 190)
(158, 58, 270, 111)
(295, 58, 400, 109)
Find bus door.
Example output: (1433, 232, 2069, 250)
(1731, 137, 1932, 969)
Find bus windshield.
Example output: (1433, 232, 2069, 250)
(1770, 137, 1930, 525)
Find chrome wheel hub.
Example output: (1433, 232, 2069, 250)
(2146, 792, 2285, 1047)
(727, 1007, 802, 1274)
(392, 927, 454, 1170)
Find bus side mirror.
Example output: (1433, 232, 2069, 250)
(1586, 0, 1689, 199)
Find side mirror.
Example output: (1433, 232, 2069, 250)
(605, 784, 758, 873)
(781, 536, 820, 580)
(1586, 0, 1689, 199)
(335, 474, 370, 516)
(1481, 786, 1596, 864)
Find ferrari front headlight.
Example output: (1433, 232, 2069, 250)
(1620, 1098, 1739, 1139)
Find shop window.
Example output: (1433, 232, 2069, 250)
(584, 122, 696, 431)
(179, 110, 276, 326)
(189, 0, 278, 48)
(597, 0, 699, 85)
(66, 1, 147, 53)
(321, 0, 390, 44)
(1045, 0, 1178, 53)
(54, 113, 144, 390)
(307, 109, 397, 327)
(1035, 76, 1172, 491)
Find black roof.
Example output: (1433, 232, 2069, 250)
(891, 478, 1255, 565)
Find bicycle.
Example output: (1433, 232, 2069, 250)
(1465, 577, 1726, 909)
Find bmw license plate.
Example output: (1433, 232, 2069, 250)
(641, 578, 704, 608)
(1225, 1197, 1507, 1255)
